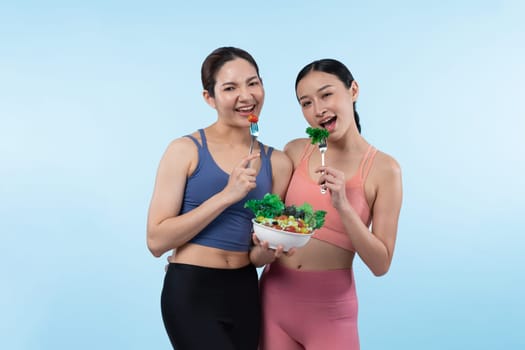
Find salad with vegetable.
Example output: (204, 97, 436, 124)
(245, 193, 326, 234)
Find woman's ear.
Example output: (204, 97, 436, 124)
(203, 89, 216, 109)
(349, 80, 359, 102)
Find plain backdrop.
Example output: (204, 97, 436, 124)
(1, 0, 524, 349)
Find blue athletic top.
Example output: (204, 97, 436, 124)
(182, 129, 274, 252)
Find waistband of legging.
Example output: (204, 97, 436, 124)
(261, 262, 356, 299)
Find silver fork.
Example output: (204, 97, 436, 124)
(246, 122, 259, 168)
(319, 138, 327, 194)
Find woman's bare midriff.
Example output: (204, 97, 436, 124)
(168, 243, 251, 269)
(277, 238, 355, 271)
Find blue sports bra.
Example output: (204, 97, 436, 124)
(181, 129, 273, 252)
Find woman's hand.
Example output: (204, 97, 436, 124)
(317, 165, 351, 211)
(249, 233, 295, 267)
(223, 152, 261, 203)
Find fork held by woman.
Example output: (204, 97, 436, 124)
(246, 114, 259, 168)
(319, 138, 327, 193)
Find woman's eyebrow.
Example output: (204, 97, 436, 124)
(317, 84, 332, 92)
(220, 75, 259, 87)
(298, 84, 332, 101)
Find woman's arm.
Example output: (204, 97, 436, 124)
(269, 148, 293, 199)
(147, 138, 260, 258)
(322, 152, 403, 276)
(249, 148, 293, 266)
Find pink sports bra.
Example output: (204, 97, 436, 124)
(285, 143, 377, 252)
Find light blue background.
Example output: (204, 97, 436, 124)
(1, 1, 524, 349)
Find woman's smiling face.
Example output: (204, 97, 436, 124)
(296, 70, 358, 136)
(206, 58, 264, 126)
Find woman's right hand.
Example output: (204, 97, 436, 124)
(317, 165, 351, 212)
(249, 233, 294, 267)
(223, 152, 261, 202)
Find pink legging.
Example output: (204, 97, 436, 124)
(259, 263, 359, 350)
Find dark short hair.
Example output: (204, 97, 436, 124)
(201, 47, 260, 98)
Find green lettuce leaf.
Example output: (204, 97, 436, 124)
(306, 127, 329, 144)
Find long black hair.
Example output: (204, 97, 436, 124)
(295, 59, 361, 133)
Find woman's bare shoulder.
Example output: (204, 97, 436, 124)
(268, 147, 293, 172)
(371, 148, 402, 185)
(164, 131, 201, 152)
(160, 133, 200, 169)
(284, 138, 310, 161)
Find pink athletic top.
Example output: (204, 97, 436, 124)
(285, 143, 378, 252)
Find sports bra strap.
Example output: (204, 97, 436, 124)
(263, 142, 273, 158)
(186, 130, 272, 160)
(360, 145, 378, 180)
(300, 143, 316, 161)
(183, 129, 207, 149)
(197, 129, 207, 147)
(184, 134, 201, 149)
(298, 141, 376, 180)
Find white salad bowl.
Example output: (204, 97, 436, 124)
(252, 219, 314, 251)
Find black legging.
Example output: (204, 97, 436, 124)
(161, 263, 260, 350)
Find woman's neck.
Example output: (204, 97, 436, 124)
(205, 122, 251, 145)
(331, 129, 367, 154)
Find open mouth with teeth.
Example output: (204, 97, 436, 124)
(236, 106, 256, 116)
(320, 116, 337, 132)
